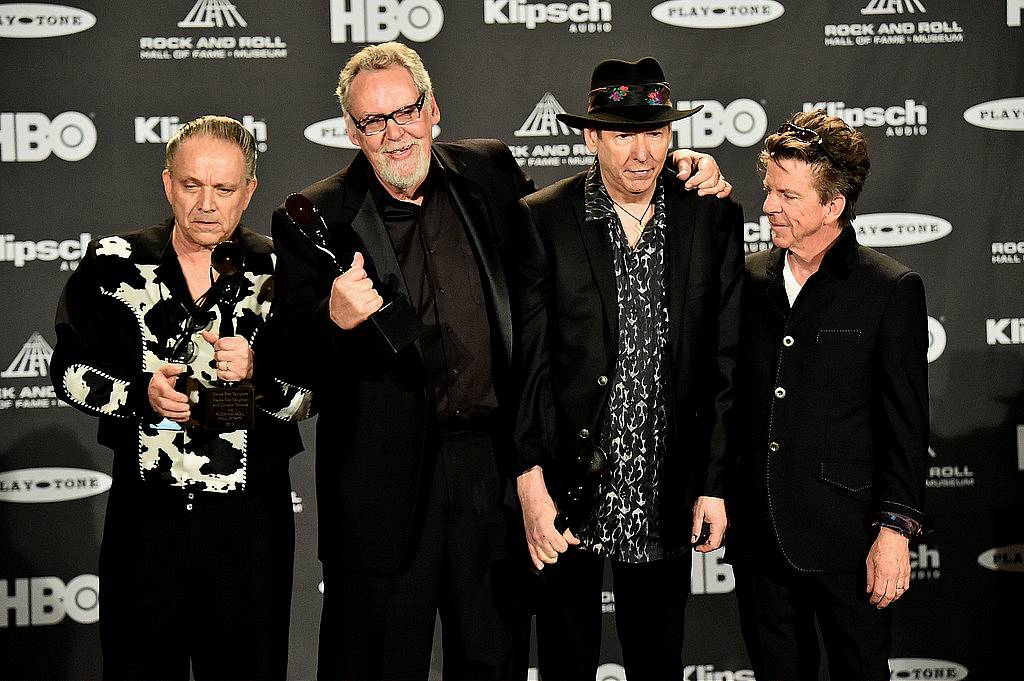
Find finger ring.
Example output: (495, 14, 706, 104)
(225, 361, 230, 371)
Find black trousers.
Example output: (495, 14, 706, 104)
(733, 562, 893, 681)
(534, 548, 692, 681)
(98, 477, 295, 681)
(318, 430, 530, 681)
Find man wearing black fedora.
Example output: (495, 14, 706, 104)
(514, 57, 744, 678)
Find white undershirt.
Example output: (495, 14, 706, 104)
(782, 251, 802, 307)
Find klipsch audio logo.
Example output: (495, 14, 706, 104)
(803, 99, 927, 137)
(0, 468, 112, 503)
(332, 0, 444, 42)
(139, 1, 288, 60)
(0, 575, 99, 627)
(651, 1, 784, 29)
(909, 543, 941, 580)
(0, 233, 90, 269)
(484, 0, 612, 34)
(987, 318, 1024, 345)
(825, 0, 964, 46)
(888, 659, 969, 680)
(135, 115, 268, 152)
(0, 112, 96, 162)
(963, 97, 1024, 131)
(0, 3, 94, 37)
(509, 93, 594, 168)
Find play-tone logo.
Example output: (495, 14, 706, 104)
(0, 575, 99, 627)
(332, 0, 444, 42)
(926, 316, 945, 363)
(651, 0, 784, 29)
(0, 112, 96, 162)
(853, 212, 952, 247)
(0, 3, 94, 37)
(963, 97, 1024, 131)
(978, 543, 1024, 572)
(303, 117, 440, 149)
(888, 658, 969, 679)
(0, 468, 112, 503)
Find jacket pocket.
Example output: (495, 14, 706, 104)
(815, 328, 862, 343)
(818, 459, 873, 494)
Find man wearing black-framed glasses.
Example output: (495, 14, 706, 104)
(727, 109, 928, 681)
(269, 41, 733, 680)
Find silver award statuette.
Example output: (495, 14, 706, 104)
(284, 192, 422, 353)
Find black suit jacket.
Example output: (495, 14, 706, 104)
(513, 167, 744, 552)
(269, 139, 533, 575)
(729, 227, 928, 573)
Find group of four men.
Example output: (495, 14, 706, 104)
(52, 41, 927, 681)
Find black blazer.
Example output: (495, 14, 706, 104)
(269, 139, 534, 575)
(513, 167, 744, 552)
(728, 227, 928, 573)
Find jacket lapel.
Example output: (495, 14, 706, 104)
(764, 247, 790, 318)
(435, 146, 513, 364)
(575, 190, 618, 359)
(664, 175, 697, 357)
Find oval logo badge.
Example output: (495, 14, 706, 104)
(889, 658, 969, 680)
(0, 467, 112, 503)
(651, 0, 784, 29)
(853, 213, 952, 247)
(977, 543, 1024, 572)
(303, 117, 359, 149)
(303, 118, 441, 149)
(0, 3, 95, 38)
(926, 317, 945, 364)
(963, 97, 1024, 131)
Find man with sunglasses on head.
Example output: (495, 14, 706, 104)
(512, 56, 744, 680)
(727, 109, 928, 681)
(51, 115, 312, 680)
(269, 42, 731, 680)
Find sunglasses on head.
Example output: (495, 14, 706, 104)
(777, 122, 840, 166)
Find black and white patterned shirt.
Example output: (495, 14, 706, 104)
(577, 161, 671, 563)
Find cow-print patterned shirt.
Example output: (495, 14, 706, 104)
(577, 162, 670, 563)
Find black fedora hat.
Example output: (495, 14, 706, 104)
(557, 57, 702, 130)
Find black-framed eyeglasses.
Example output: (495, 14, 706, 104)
(351, 92, 426, 136)
(777, 122, 840, 166)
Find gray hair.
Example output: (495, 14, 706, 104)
(336, 42, 433, 117)
(164, 115, 257, 181)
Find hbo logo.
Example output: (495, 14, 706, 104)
(673, 99, 768, 149)
(331, 0, 444, 43)
(0, 112, 97, 162)
(1, 575, 99, 627)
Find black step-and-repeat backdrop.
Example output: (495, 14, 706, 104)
(2, 2, 1022, 679)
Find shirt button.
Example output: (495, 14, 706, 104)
(579, 428, 590, 439)
(768, 442, 780, 453)
(451, 368, 460, 376)
(775, 387, 787, 398)
(445, 325, 454, 335)
(454, 408, 462, 417)
(597, 375, 608, 386)
(186, 503, 193, 511)
(438, 287, 447, 294)
(428, 248, 435, 255)
(783, 335, 795, 347)
(187, 493, 194, 500)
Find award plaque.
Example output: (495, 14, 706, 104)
(167, 240, 255, 431)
